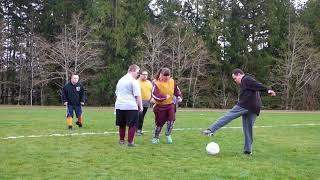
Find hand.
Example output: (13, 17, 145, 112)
(268, 90, 276, 96)
(177, 96, 182, 102)
(150, 98, 155, 103)
(139, 105, 143, 112)
(64, 102, 68, 106)
(166, 94, 170, 99)
(81, 102, 84, 105)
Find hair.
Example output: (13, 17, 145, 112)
(232, 68, 244, 76)
(128, 64, 140, 73)
(154, 67, 171, 80)
(154, 69, 161, 80)
(70, 74, 79, 79)
(140, 69, 148, 74)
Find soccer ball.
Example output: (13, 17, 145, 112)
(206, 142, 220, 155)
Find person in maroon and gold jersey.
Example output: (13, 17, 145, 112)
(151, 68, 182, 144)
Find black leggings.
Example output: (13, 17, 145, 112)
(137, 107, 148, 130)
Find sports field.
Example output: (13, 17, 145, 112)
(0, 106, 319, 179)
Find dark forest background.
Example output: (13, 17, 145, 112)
(0, 0, 319, 110)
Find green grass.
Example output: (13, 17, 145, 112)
(0, 106, 319, 179)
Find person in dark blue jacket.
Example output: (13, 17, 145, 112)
(62, 74, 85, 129)
(203, 68, 276, 155)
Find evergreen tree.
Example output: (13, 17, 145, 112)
(87, 0, 149, 105)
(299, 0, 320, 46)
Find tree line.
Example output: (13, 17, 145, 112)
(0, 0, 319, 110)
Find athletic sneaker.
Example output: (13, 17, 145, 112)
(68, 125, 73, 130)
(244, 151, 252, 155)
(202, 129, 214, 136)
(119, 140, 125, 145)
(76, 121, 82, 128)
(152, 138, 159, 144)
(165, 135, 173, 144)
(136, 129, 144, 136)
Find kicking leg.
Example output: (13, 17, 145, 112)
(204, 105, 248, 135)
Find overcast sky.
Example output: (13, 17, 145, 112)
(294, 0, 308, 7)
(150, 0, 310, 11)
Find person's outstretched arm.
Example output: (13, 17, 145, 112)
(245, 77, 276, 96)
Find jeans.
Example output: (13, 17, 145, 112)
(207, 105, 256, 152)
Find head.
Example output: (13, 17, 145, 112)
(231, 68, 245, 84)
(128, 64, 140, 79)
(71, 74, 79, 85)
(139, 70, 149, 81)
(155, 67, 171, 82)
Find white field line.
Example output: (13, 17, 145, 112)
(1, 123, 320, 140)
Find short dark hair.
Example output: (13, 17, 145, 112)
(232, 68, 244, 76)
(161, 68, 170, 76)
(70, 74, 79, 79)
(154, 67, 171, 80)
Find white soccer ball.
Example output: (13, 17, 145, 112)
(206, 142, 220, 155)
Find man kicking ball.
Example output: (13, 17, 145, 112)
(203, 69, 276, 155)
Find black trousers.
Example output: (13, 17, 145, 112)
(137, 107, 148, 130)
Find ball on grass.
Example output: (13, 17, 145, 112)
(206, 142, 220, 155)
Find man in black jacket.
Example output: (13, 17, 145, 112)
(62, 74, 85, 129)
(203, 69, 276, 155)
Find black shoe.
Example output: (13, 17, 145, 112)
(244, 151, 252, 155)
(202, 129, 214, 136)
(76, 121, 82, 128)
(68, 125, 73, 130)
(136, 130, 144, 136)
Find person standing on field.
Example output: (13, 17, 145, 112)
(151, 68, 182, 144)
(202, 68, 276, 155)
(62, 74, 85, 129)
(115, 64, 143, 147)
(137, 70, 153, 136)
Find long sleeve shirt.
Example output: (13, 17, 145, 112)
(152, 79, 182, 105)
(237, 74, 271, 115)
(62, 82, 85, 106)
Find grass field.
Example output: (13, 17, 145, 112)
(0, 106, 319, 179)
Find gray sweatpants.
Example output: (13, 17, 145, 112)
(207, 105, 257, 152)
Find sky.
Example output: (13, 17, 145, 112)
(294, 0, 309, 8)
(150, 0, 310, 14)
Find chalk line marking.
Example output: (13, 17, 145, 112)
(1, 123, 319, 140)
